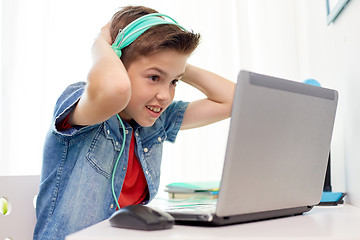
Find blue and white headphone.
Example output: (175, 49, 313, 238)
(111, 13, 187, 58)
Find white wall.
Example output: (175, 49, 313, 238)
(236, 0, 359, 207)
(296, 0, 360, 207)
(0, 0, 2, 166)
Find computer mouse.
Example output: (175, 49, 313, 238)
(109, 205, 175, 231)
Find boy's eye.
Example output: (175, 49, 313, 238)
(171, 79, 179, 86)
(149, 75, 159, 81)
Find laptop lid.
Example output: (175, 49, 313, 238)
(216, 70, 338, 217)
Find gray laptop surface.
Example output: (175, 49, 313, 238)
(161, 70, 338, 225)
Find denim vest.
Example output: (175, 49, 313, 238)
(34, 82, 188, 240)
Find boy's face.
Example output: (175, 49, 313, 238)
(120, 49, 188, 127)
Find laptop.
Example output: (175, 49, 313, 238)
(161, 70, 338, 225)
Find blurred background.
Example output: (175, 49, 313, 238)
(1, 0, 359, 207)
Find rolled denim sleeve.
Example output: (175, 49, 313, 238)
(52, 82, 88, 136)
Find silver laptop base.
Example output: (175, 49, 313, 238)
(170, 206, 313, 226)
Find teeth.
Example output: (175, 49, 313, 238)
(147, 106, 161, 113)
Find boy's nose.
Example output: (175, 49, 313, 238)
(156, 85, 172, 102)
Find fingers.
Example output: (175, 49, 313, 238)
(99, 22, 112, 44)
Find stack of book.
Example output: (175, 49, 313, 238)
(165, 181, 220, 199)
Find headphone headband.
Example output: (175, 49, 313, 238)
(111, 13, 187, 58)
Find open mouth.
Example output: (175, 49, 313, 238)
(146, 105, 162, 113)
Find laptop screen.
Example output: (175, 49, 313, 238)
(216, 70, 338, 217)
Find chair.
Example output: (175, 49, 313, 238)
(0, 175, 40, 240)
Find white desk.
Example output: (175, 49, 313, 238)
(66, 205, 360, 240)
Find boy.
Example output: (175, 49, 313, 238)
(34, 5, 235, 240)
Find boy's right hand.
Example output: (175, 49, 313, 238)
(67, 22, 131, 127)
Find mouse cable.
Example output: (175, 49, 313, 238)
(111, 113, 126, 210)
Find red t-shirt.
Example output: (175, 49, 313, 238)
(118, 132, 148, 208)
(58, 115, 149, 208)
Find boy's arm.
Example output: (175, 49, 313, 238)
(180, 64, 236, 130)
(68, 23, 131, 126)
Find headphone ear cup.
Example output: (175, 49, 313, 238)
(111, 46, 122, 58)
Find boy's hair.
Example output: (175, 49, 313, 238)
(110, 6, 200, 67)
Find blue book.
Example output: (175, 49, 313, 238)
(318, 192, 345, 206)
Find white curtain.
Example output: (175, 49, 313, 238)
(0, 0, 242, 189)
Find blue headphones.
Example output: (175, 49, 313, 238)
(111, 13, 186, 210)
(111, 13, 187, 58)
